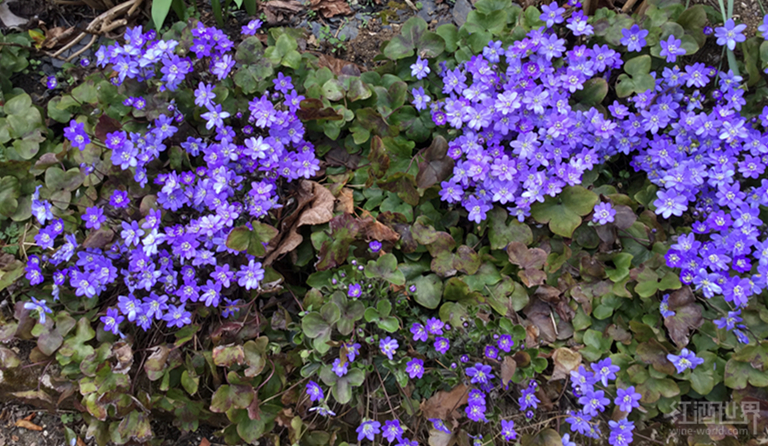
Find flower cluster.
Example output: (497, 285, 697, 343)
(419, 2, 626, 223)
(618, 59, 768, 344)
(567, 358, 639, 444)
(26, 23, 320, 336)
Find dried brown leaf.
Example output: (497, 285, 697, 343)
(317, 53, 361, 76)
(15, 420, 43, 431)
(112, 341, 133, 374)
(335, 188, 354, 214)
(501, 356, 517, 386)
(309, 0, 353, 17)
(420, 384, 469, 420)
(265, 181, 335, 264)
(551, 347, 582, 381)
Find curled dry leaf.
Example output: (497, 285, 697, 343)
(317, 53, 362, 76)
(112, 341, 133, 374)
(265, 180, 335, 264)
(501, 356, 517, 386)
(551, 347, 582, 381)
(310, 0, 353, 18)
(15, 420, 43, 431)
(263, 0, 304, 24)
(420, 383, 469, 420)
(335, 188, 354, 214)
(359, 215, 401, 244)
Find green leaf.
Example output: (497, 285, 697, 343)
(0, 176, 20, 218)
(181, 370, 199, 395)
(530, 186, 598, 238)
(364, 253, 406, 285)
(152, 0, 173, 29)
(487, 206, 533, 249)
(210, 385, 254, 413)
(411, 274, 443, 309)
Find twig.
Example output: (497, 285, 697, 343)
(66, 34, 98, 62)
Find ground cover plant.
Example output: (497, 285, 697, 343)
(1, 0, 768, 445)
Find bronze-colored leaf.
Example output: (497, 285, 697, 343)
(416, 136, 454, 189)
(335, 187, 354, 214)
(309, 0, 353, 17)
(551, 347, 582, 381)
(501, 356, 517, 386)
(420, 384, 469, 420)
(265, 181, 335, 264)
(295, 98, 343, 121)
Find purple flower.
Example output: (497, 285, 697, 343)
(356, 420, 381, 442)
(201, 103, 230, 130)
(163, 304, 191, 328)
(659, 35, 686, 63)
(426, 317, 444, 335)
(591, 358, 619, 386)
(344, 342, 361, 362)
(660, 294, 675, 318)
(713, 310, 742, 330)
(306, 381, 324, 402)
(242, 19, 263, 35)
(194, 82, 216, 108)
(464, 195, 492, 223)
(101, 307, 124, 336)
(466, 363, 494, 384)
(236, 259, 265, 290)
(382, 420, 402, 443)
(539, 2, 565, 27)
(412, 87, 431, 111)
(410, 56, 430, 79)
(429, 419, 450, 434)
(406, 358, 424, 379)
(615, 386, 642, 413)
(332, 358, 348, 377)
(667, 348, 704, 373)
(64, 120, 91, 151)
(380, 337, 399, 359)
(500, 419, 517, 441)
(562, 434, 576, 446)
(519, 382, 540, 411)
(82, 206, 106, 230)
(578, 389, 610, 416)
(110, 190, 129, 208)
(222, 298, 241, 318)
(411, 323, 428, 342)
(609, 419, 634, 446)
(23, 297, 52, 324)
(46, 76, 58, 89)
(466, 404, 487, 422)
(349, 283, 362, 298)
(620, 24, 649, 52)
(433, 337, 450, 354)
(592, 202, 616, 225)
(485, 345, 498, 359)
(497, 334, 513, 352)
(369, 240, 382, 252)
(654, 189, 687, 219)
(715, 19, 747, 50)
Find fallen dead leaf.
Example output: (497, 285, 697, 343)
(199, 438, 211, 446)
(428, 428, 455, 446)
(335, 188, 354, 214)
(112, 341, 133, 374)
(317, 53, 362, 76)
(501, 356, 517, 386)
(420, 384, 469, 420)
(360, 216, 400, 244)
(15, 420, 43, 431)
(22, 413, 35, 422)
(265, 181, 335, 264)
(263, 0, 304, 24)
(0, 3, 28, 29)
(309, 0, 353, 17)
(77, 437, 87, 446)
(551, 347, 582, 381)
